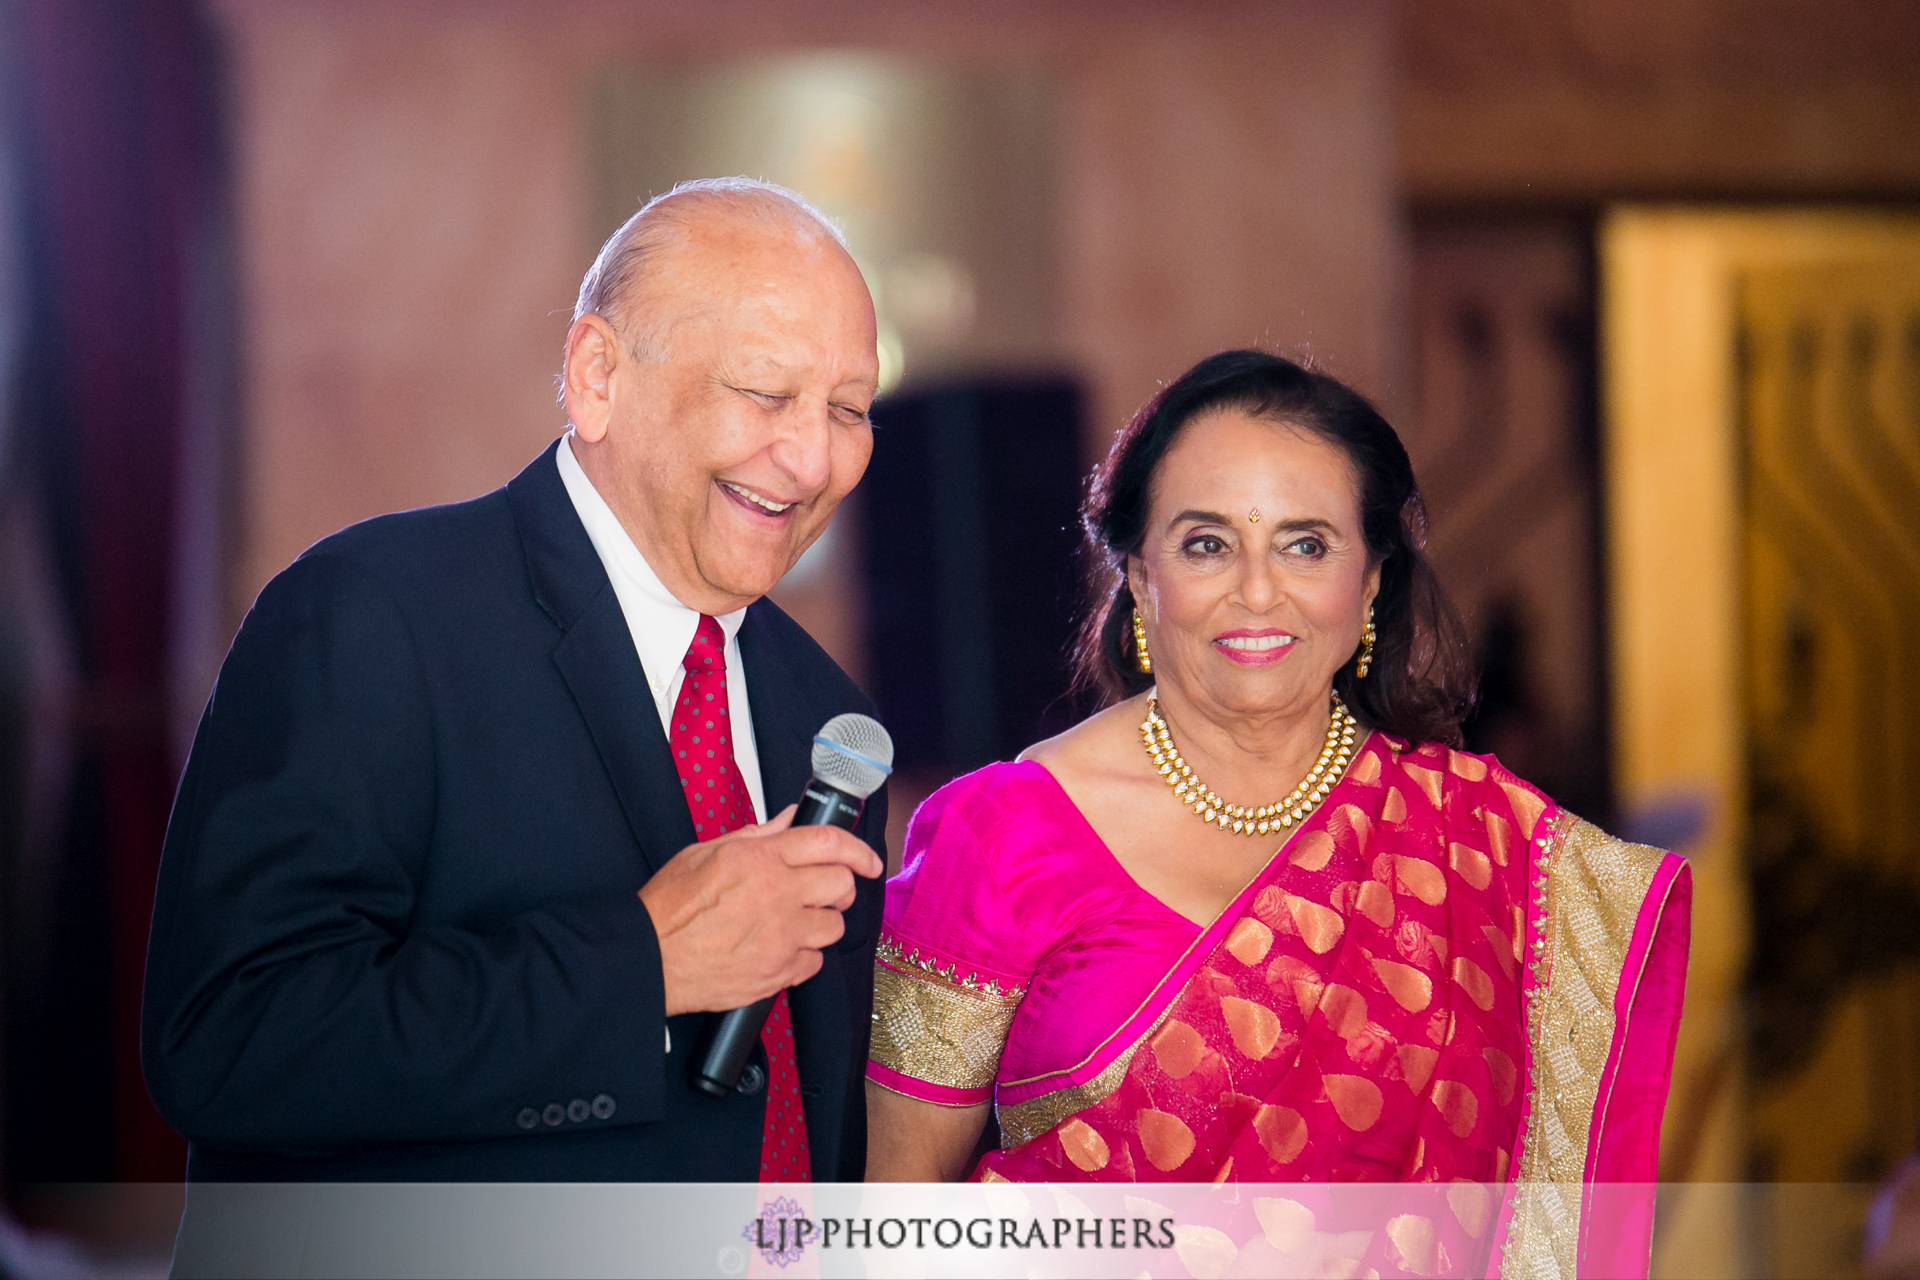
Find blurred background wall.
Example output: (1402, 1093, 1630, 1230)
(1, 1, 1918, 1275)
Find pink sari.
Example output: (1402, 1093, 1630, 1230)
(869, 733, 1691, 1278)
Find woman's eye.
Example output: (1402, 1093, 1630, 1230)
(1287, 537, 1327, 557)
(1184, 535, 1227, 555)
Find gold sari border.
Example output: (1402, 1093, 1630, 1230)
(1501, 814, 1667, 1280)
(995, 1007, 1175, 1148)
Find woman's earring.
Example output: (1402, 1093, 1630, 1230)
(1131, 609, 1153, 674)
(1356, 606, 1377, 679)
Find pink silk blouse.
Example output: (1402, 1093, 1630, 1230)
(868, 759, 1201, 1108)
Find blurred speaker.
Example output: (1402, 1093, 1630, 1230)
(862, 378, 1088, 777)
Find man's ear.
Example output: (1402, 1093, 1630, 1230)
(561, 315, 622, 444)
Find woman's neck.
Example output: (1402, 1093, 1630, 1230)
(1148, 681, 1335, 804)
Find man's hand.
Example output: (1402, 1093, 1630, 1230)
(639, 805, 884, 1016)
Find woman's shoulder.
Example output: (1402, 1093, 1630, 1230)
(909, 759, 1068, 836)
(896, 759, 1092, 880)
(1396, 737, 1681, 875)
(886, 759, 1113, 984)
(1376, 736, 1554, 834)
(909, 697, 1144, 841)
(1012, 695, 1144, 791)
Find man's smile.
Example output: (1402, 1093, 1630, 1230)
(718, 479, 797, 516)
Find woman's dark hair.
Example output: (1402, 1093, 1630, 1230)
(1073, 348, 1475, 746)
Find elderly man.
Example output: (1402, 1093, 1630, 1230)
(142, 179, 887, 1182)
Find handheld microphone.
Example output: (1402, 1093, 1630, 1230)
(689, 712, 894, 1098)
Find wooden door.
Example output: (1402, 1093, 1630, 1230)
(1605, 209, 1920, 1279)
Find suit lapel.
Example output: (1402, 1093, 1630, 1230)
(739, 604, 816, 815)
(551, 593, 694, 876)
(508, 443, 693, 876)
(507, 444, 830, 877)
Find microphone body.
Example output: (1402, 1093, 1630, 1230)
(688, 715, 892, 1098)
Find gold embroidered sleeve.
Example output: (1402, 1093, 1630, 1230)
(869, 938, 1024, 1095)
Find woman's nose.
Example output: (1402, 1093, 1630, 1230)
(1236, 554, 1282, 611)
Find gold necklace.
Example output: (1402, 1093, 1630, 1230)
(1140, 693, 1357, 836)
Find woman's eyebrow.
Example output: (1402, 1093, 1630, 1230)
(1167, 508, 1234, 526)
(1167, 509, 1339, 534)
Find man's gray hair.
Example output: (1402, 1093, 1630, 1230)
(571, 176, 848, 360)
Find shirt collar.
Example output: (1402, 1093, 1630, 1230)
(555, 435, 747, 695)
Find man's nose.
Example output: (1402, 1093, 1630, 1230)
(767, 401, 834, 495)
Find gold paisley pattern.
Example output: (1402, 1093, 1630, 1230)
(1222, 996, 1286, 1059)
(1254, 1103, 1309, 1164)
(1398, 1044, 1439, 1094)
(1449, 1181, 1493, 1237)
(1403, 762, 1446, 810)
(1225, 917, 1275, 965)
(1324, 1074, 1385, 1130)
(1450, 842, 1494, 891)
(1447, 749, 1489, 782)
(1137, 1108, 1198, 1170)
(1059, 1116, 1111, 1172)
(1394, 856, 1448, 905)
(1150, 1018, 1209, 1078)
(1374, 958, 1434, 1012)
(1290, 829, 1338, 871)
(1386, 1213, 1441, 1277)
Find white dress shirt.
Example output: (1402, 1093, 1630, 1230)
(555, 436, 768, 825)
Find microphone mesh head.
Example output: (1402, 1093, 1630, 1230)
(812, 713, 894, 800)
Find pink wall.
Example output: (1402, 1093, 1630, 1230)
(215, 0, 1403, 633)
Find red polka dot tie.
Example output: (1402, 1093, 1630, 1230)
(670, 615, 810, 1183)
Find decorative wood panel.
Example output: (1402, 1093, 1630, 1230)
(1407, 219, 1610, 822)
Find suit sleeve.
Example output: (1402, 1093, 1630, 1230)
(142, 552, 667, 1151)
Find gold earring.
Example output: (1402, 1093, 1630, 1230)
(1132, 608, 1153, 674)
(1355, 606, 1377, 678)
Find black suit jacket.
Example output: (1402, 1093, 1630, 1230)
(142, 442, 886, 1181)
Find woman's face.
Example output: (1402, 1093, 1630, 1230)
(1127, 408, 1380, 724)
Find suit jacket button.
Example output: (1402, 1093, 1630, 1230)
(567, 1098, 589, 1123)
(592, 1094, 616, 1119)
(736, 1064, 766, 1096)
(542, 1103, 566, 1126)
(516, 1108, 539, 1130)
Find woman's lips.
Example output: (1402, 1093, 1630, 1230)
(1212, 632, 1296, 666)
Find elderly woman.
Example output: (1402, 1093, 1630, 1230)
(865, 351, 1691, 1274)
